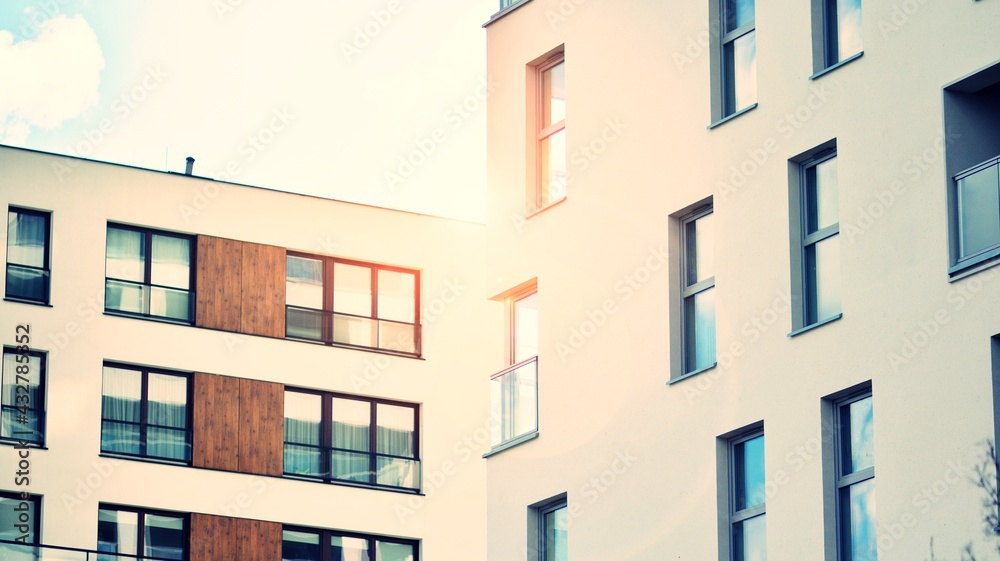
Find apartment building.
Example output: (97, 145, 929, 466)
(0, 145, 492, 560)
(484, 0, 1000, 560)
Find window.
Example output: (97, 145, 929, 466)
(101, 364, 191, 463)
(681, 206, 716, 375)
(531, 52, 566, 212)
(5, 207, 51, 304)
(285, 253, 420, 355)
(794, 151, 842, 329)
(819, 0, 862, 70)
(953, 157, 1000, 269)
(490, 285, 539, 449)
(539, 500, 568, 561)
(1, 347, 45, 446)
(726, 429, 766, 561)
(0, 491, 39, 545)
(282, 527, 417, 561)
(283, 389, 419, 490)
(105, 224, 194, 322)
(715, 0, 757, 120)
(828, 388, 876, 561)
(97, 506, 187, 561)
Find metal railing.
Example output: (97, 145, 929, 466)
(489, 356, 538, 447)
(0, 540, 184, 561)
(285, 306, 419, 355)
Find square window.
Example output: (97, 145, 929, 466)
(105, 224, 194, 322)
(1, 347, 46, 446)
(530, 52, 566, 213)
(98, 505, 187, 561)
(5, 207, 51, 304)
(100, 364, 191, 463)
(490, 284, 539, 448)
(281, 527, 417, 561)
(0, 491, 40, 545)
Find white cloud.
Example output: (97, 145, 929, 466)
(0, 14, 104, 144)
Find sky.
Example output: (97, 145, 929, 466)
(0, 0, 495, 221)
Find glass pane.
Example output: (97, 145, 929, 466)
(7, 211, 47, 268)
(377, 269, 415, 323)
(734, 514, 767, 561)
(514, 292, 539, 363)
(543, 61, 565, 126)
(333, 397, 371, 452)
(283, 530, 321, 561)
(842, 395, 874, 474)
(97, 509, 138, 554)
(807, 157, 839, 233)
(150, 286, 191, 320)
(144, 514, 185, 560)
(684, 288, 716, 372)
(0, 495, 36, 543)
(2, 405, 43, 444)
(2, 352, 43, 442)
(101, 420, 141, 454)
(376, 456, 420, 488)
(544, 505, 568, 561)
(150, 235, 190, 289)
(333, 263, 372, 316)
(331, 449, 372, 483)
(806, 235, 841, 323)
(376, 541, 414, 561)
(147, 374, 187, 429)
(957, 163, 1000, 259)
(105, 279, 148, 315)
(490, 359, 538, 446)
(376, 403, 415, 457)
(5, 265, 48, 302)
(724, 31, 757, 115)
(284, 392, 322, 445)
(106, 228, 145, 282)
(685, 212, 715, 285)
(102, 367, 141, 422)
(735, 434, 766, 510)
(330, 535, 370, 561)
(836, 0, 863, 62)
(725, 0, 754, 32)
(147, 426, 190, 461)
(287, 256, 324, 309)
(842, 479, 877, 561)
(378, 321, 417, 354)
(333, 314, 376, 348)
(287, 307, 324, 340)
(285, 444, 324, 477)
(540, 129, 567, 206)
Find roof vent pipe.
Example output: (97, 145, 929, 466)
(185, 157, 195, 176)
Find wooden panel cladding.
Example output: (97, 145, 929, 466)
(190, 514, 281, 561)
(238, 378, 285, 476)
(191, 373, 241, 471)
(195, 236, 243, 331)
(240, 242, 287, 338)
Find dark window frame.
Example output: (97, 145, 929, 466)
(100, 362, 192, 465)
(104, 223, 196, 324)
(727, 427, 766, 561)
(537, 498, 568, 561)
(281, 525, 419, 561)
(821, 0, 862, 69)
(681, 204, 716, 374)
(97, 504, 189, 561)
(283, 388, 421, 492)
(285, 251, 422, 357)
(832, 387, 875, 561)
(799, 149, 841, 326)
(5, 206, 52, 305)
(1, 346, 46, 447)
(719, 0, 756, 117)
(0, 490, 41, 545)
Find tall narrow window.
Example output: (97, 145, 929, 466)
(5, 207, 50, 304)
(954, 158, 1000, 266)
(282, 527, 417, 561)
(538, 500, 568, 561)
(105, 224, 194, 322)
(101, 364, 191, 463)
(729, 430, 766, 561)
(1, 347, 46, 446)
(801, 153, 841, 327)
(831, 389, 876, 561)
(285, 254, 420, 356)
(283, 389, 420, 491)
(0, 491, 39, 545)
(532, 53, 566, 212)
(491, 285, 539, 449)
(823, 0, 862, 68)
(97, 506, 186, 561)
(681, 207, 716, 374)
(720, 0, 756, 117)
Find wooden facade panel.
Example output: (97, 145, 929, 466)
(238, 378, 285, 476)
(189, 513, 238, 561)
(237, 518, 283, 561)
(240, 242, 286, 338)
(192, 372, 241, 471)
(195, 236, 243, 331)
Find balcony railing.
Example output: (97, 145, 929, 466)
(285, 305, 419, 355)
(104, 278, 193, 323)
(490, 356, 538, 448)
(282, 441, 420, 490)
(0, 539, 184, 561)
